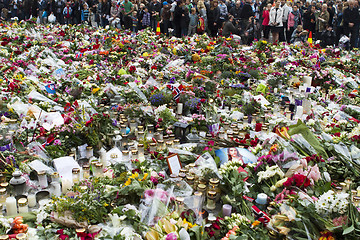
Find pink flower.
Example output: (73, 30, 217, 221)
(166, 233, 177, 240)
(307, 164, 321, 183)
(299, 158, 308, 169)
(53, 139, 61, 145)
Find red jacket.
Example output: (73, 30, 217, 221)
(262, 10, 270, 26)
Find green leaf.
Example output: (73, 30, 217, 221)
(343, 225, 355, 235)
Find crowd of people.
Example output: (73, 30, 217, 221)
(0, 0, 359, 48)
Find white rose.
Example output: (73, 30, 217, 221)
(270, 185, 277, 191)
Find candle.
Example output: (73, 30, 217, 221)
(295, 106, 303, 119)
(6, 197, 17, 216)
(28, 194, 37, 208)
(303, 99, 311, 114)
(177, 103, 183, 115)
(255, 193, 268, 205)
(51, 182, 62, 197)
(99, 148, 107, 166)
(222, 204, 232, 217)
(61, 179, 73, 194)
(303, 76, 312, 86)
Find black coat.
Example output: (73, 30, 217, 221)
(207, 6, 220, 24)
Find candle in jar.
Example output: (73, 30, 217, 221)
(6, 197, 17, 216)
(61, 179, 73, 194)
(51, 182, 62, 197)
(28, 194, 37, 208)
(295, 106, 303, 118)
(38, 171, 48, 189)
(177, 103, 183, 115)
(17, 198, 28, 214)
(222, 204, 232, 217)
(303, 76, 312, 86)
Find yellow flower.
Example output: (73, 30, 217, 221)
(103, 203, 109, 207)
(140, 173, 149, 181)
(124, 178, 132, 186)
(130, 172, 139, 179)
(183, 218, 197, 229)
(92, 88, 100, 94)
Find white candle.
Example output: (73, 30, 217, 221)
(177, 103, 183, 115)
(295, 106, 303, 119)
(256, 193, 268, 205)
(303, 99, 311, 114)
(6, 197, 17, 216)
(222, 204, 232, 217)
(51, 182, 62, 197)
(61, 179, 73, 194)
(99, 148, 107, 166)
(303, 76, 312, 86)
(28, 194, 37, 208)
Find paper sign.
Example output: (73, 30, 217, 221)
(166, 154, 182, 175)
(53, 156, 80, 180)
(254, 95, 270, 107)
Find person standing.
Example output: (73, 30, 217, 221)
(280, 0, 290, 42)
(303, 5, 316, 37)
(141, 6, 150, 28)
(262, 3, 271, 40)
(218, 0, 228, 28)
(121, 0, 134, 29)
(197, 0, 207, 32)
(54, 0, 64, 24)
(316, 4, 330, 40)
(287, 4, 302, 43)
(173, 0, 184, 37)
(148, 0, 161, 31)
(188, 7, 198, 35)
(207, 0, 220, 37)
(63, 1, 72, 24)
(239, 0, 254, 31)
(160, 2, 171, 35)
(229, 1, 241, 20)
(334, 2, 343, 45)
(269, 0, 283, 43)
(343, 0, 359, 49)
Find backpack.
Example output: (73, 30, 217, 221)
(197, 16, 205, 33)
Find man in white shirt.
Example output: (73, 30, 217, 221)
(280, 0, 291, 42)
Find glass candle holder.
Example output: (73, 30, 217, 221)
(38, 171, 48, 189)
(0, 188, 6, 205)
(157, 128, 164, 140)
(82, 165, 90, 179)
(17, 198, 28, 213)
(157, 140, 165, 151)
(51, 172, 60, 183)
(86, 146, 93, 159)
(94, 163, 104, 178)
(138, 144, 145, 160)
(130, 120, 137, 130)
(72, 168, 80, 184)
(131, 149, 138, 160)
(27, 193, 37, 207)
(149, 143, 157, 152)
(173, 139, 180, 148)
(206, 190, 217, 210)
(122, 150, 130, 162)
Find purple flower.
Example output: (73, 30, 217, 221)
(166, 233, 178, 240)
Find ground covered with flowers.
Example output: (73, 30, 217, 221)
(0, 21, 360, 240)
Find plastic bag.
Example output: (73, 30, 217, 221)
(140, 185, 173, 226)
(48, 13, 56, 23)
